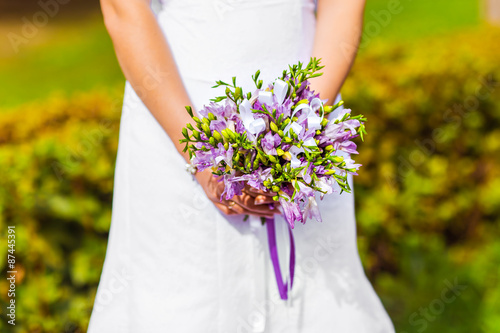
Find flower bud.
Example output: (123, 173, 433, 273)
(253, 159, 260, 169)
(234, 87, 242, 99)
(227, 129, 237, 140)
(331, 156, 344, 163)
(201, 123, 210, 134)
(212, 130, 222, 141)
(221, 129, 231, 141)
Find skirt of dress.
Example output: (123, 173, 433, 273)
(88, 0, 395, 332)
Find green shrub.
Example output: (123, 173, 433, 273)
(343, 27, 500, 332)
(0, 90, 123, 332)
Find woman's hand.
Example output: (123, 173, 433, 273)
(195, 169, 277, 218)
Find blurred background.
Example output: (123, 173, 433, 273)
(0, 0, 499, 332)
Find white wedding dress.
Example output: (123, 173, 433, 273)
(88, 0, 395, 332)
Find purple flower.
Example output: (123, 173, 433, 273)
(300, 162, 314, 184)
(213, 143, 234, 167)
(343, 119, 361, 135)
(231, 116, 246, 134)
(302, 128, 316, 142)
(279, 99, 293, 118)
(261, 132, 281, 155)
(279, 195, 302, 229)
(336, 140, 358, 155)
(344, 158, 362, 175)
(192, 150, 215, 172)
(192, 142, 234, 174)
(293, 180, 314, 201)
(314, 165, 326, 175)
(315, 177, 336, 198)
(303, 196, 322, 222)
(210, 120, 227, 133)
(324, 122, 352, 142)
(221, 175, 245, 201)
(199, 99, 237, 119)
(232, 168, 273, 192)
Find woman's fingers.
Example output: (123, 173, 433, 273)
(223, 200, 247, 215)
(242, 188, 259, 197)
(213, 199, 259, 217)
(254, 194, 275, 205)
(205, 175, 277, 218)
(244, 187, 277, 205)
(247, 187, 276, 197)
(213, 197, 277, 219)
(232, 193, 277, 217)
(213, 202, 236, 216)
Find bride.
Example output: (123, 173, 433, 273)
(88, 0, 395, 332)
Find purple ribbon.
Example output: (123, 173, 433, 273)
(266, 217, 295, 300)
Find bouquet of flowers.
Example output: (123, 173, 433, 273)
(180, 58, 366, 228)
(180, 58, 366, 300)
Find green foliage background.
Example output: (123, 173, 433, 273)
(0, 1, 499, 332)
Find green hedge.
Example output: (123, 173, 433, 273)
(0, 91, 122, 332)
(343, 27, 500, 332)
(0, 27, 499, 332)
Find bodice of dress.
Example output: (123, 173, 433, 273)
(155, 0, 317, 110)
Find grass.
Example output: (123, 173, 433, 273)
(364, 0, 480, 40)
(0, 0, 481, 110)
(0, 13, 123, 111)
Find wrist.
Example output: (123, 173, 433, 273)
(194, 168, 211, 189)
